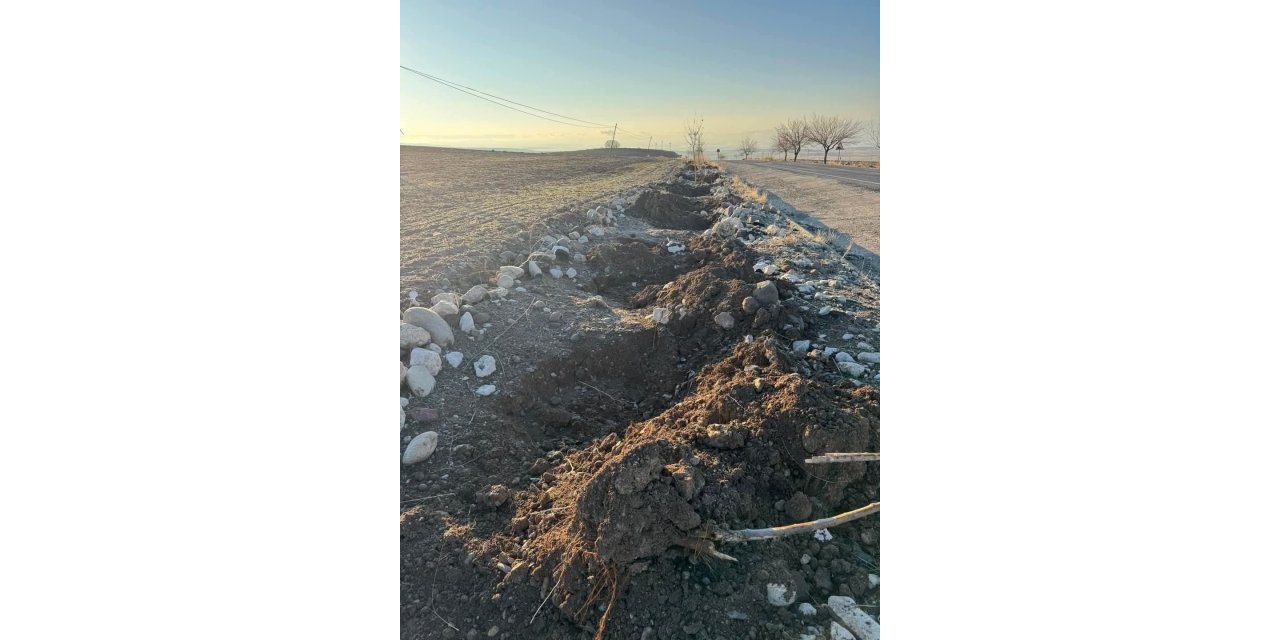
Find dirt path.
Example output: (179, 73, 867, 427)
(722, 161, 880, 264)
(401, 147, 680, 289)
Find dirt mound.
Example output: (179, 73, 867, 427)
(515, 337, 879, 637)
(584, 239, 682, 293)
(624, 190, 714, 230)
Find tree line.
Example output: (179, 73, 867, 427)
(737, 115, 880, 164)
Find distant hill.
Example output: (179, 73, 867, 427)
(547, 148, 680, 158)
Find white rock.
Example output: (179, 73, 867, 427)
(566, 267, 577, 279)
(837, 361, 866, 377)
(763, 264, 779, 275)
(405, 365, 436, 397)
(474, 355, 497, 378)
(400, 405, 405, 430)
(857, 341, 873, 350)
(653, 308, 671, 324)
(766, 582, 796, 607)
(427, 343, 441, 353)
(402, 431, 438, 465)
(569, 231, 580, 240)
(526, 261, 542, 277)
(474, 384, 496, 396)
(868, 574, 879, 588)
(667, 242, 685, 254)
(765, 224, 780, 235)
(459, 311, 475, 333)
(489, 287, 509, 299)
(414, 349, 442, 376)
(713, 312, 735, 329)
(431, 300, 459, 317)
(818, 305, 832, 316)
(829, 622, 856, 640)
(400, 323, 431, 350)
(549, 266, 563, 279)
(835, 352, 855, 363)
(797, 603, 817, 616)
(445, 352, 463, 368)
(573, 253, 586, 263)
(498, 265, 524, 279)
(400, 396, 409, 408)
(402, 307, 454, 346)
(407, 291, 418, 302)
(496, 274, 515, 289)
(827, 596, 880, 640)
(842, 333, 855, 340)
(793, 340, 811, 353)
(814, 528, 833, 542)
(430, 292, 459, 306)
(462, 284, 487, 304)
(400, 362, 407, 384)
(856, 352, 880, 364)
(586, 224, 605, 236)
(577, 235, 588, 244)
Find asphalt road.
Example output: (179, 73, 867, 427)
(726, 161, 880, 190)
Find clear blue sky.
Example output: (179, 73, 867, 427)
(400, 0, 879, 152)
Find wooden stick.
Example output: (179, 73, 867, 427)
(805, 452, 881, 464)
(712, 502, 880, 543)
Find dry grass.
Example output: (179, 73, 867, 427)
(728, 174, 767, 204)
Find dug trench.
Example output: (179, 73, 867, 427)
(402, 228, 879, 640)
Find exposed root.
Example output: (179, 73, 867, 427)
(711, 502, 881, 543)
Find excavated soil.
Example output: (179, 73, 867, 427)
(401, 163, 879, 640)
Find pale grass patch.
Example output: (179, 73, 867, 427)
(729, 174, 767, 204)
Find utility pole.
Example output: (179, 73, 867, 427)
(647, 136, 652, 149)
(610, 123, 617, 149)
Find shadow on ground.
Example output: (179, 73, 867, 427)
(761, 191, 881, 278)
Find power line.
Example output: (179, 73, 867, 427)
(402, 66, 610, 127)
(400, 66, 595, 128)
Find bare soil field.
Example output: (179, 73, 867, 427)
(401, 146, 680, 290)
(400, 160, 880, 640)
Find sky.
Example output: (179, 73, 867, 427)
(400, 0, 879, 153)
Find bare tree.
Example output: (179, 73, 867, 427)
(779, 118, 809, 161)
(868, 121, 880, 150)
(805, 114, 864, 164)
(738, 137, 758, 160)
(773, 128, 790, 162)
(683, 118, 705, 164)
(604, 139, 620, 149)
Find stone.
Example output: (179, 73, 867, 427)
(474, 355, 497, 378)
(549, 266, 563, 279)
(766, 582, 796, 607)
(400, 362, 407, 385)
(475, 384, 496, 396)
(496, 274, 514, 289)
(586, 224, 605, 237)
(410, 348, 443, 376)
(400, 323, 431, 351)
(489, 287, 508, 299)
(652, 308, 671, 324)
(842, 333, 855, 340)
(835, 352, 855, 363)
(430, 292, 459, 306)
(797, 603, 817, 616)
(577, 235, 588, 244)
(573, 253, 586, 263)
(459, 312, 475, 333)
(498, 265, 524, 279)
(403, 307, 454, 346)
(525, 261, 542, 277)
(667, 241, 685, 254)
(827, 596, 880, 640)
(400, 405, 405, 430)
(462, 284, 488, 304)
(753, 280, 780, 305)
(793, 340, 811, 353)
(742, 296, 760, 314)
(402, 431, 439, 465)
(405, 366, 436, 397)
(713, 312, 735, 329)
(431, 300, 459, 318)
(857, 341, 873, 350)
(552, 245, 571, 261)
(837, 361, 867, 377)
(829, 622, 856, 640)
(445, 351, 463, 368)
(856, 352, 880, 364)
(818, 305, 832, 316)
(566, 267, 577, 279)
